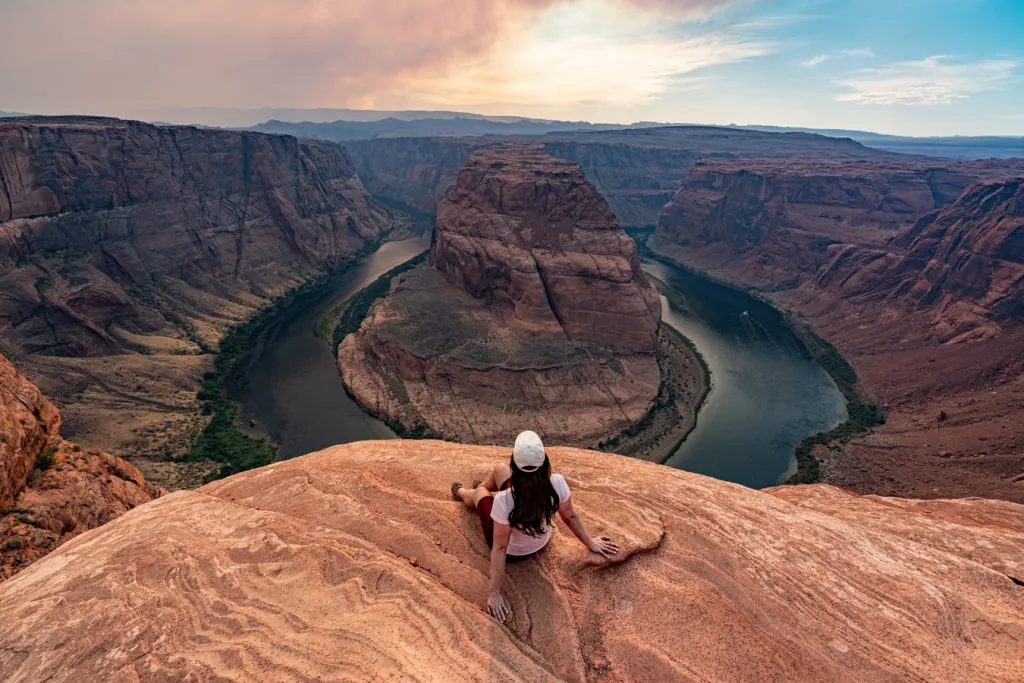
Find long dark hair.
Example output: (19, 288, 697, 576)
(508, 455, 560, 537)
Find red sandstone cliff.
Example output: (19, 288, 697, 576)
(0, 117, 407, 473)
(0, 353, 160, 579)
(430, 145, 662, 354)
(655, 159, 1024, 288)
(812, 178, 1024, 340)
(0, 116, 400, 357)
(345, 126, 899, 229)
(341, 146, 664, 446)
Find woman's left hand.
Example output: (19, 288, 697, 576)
(487, 591, 511, 622)
(588, 536, 619, 557)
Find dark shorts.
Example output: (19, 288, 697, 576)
(476, 495, 540, 563)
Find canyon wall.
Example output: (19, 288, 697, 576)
(0, 117, 404, 472)
(345, 125, 896, 228)
(812, 178, 1024, 340)
(0, 116, 400, 357)
(341, 146, 664, 446)
(654, 159, 1024, 288)
(652, 157, 1024, 502)
(1, 440, 1022, 680)
(0, 353, 160, 579)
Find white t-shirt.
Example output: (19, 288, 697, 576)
(490, 474, 571, 556)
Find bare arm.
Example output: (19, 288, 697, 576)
(557, 498, 619, 558)
(486, 523, 512, 621)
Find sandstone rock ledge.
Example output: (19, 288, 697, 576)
(1, 441, 1022, 682)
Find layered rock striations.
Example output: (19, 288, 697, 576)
(429, 147, 662, 354)
(0, 116, 398, 357)
(345, 125, 901, 229)
(341, 147, 663, 445)
(0, 440, 1022, 681)
(0, 353, 160, 579)
(813, 178, 1024, 340)
(657, 168, 1024, 502)
(0, 116, 403, 471)
(654, 159, 1024, 288)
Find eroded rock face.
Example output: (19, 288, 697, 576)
(0, 354, 60, 510)
(813, 178, 1024, 340)
(0, 116, 398, 357)
(0, 441, 1021, 681)
(341, 147, 663, 446)
(655, 159, 1024, 288)
(430, 146, 662, 354)
(345, 126, 897, 228)
(0, 353, 161, 579)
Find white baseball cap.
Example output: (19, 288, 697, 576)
(513, 430, 546, 471)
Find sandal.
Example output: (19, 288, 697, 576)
(450, 482, 463, 501)
(472, 479, 482, 490)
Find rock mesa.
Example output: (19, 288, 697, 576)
(340, 146, 663, 445)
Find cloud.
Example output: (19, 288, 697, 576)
(801, 55, 829, 68)
(834, 55, 1019, 105)
(0, 0, 753, 116)
(841, 48, 874, 58)
(399, 1, 775, 111)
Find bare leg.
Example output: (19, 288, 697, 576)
(481, 462, 512, 492)
(458, 485, 493, 510)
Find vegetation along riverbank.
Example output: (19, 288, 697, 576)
(633, 230, 885, 485)
(186, 245, 378, 480)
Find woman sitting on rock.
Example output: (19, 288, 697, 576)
(451, 430, 619, 621)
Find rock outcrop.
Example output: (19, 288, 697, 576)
(655, 159, 1024, 288)
(429, 146, 662, 354)
(0, 353, 160, 579)
(341, 146, 664, 446)
(0, 440, 1021, 681)
(0, 353, 60, 511)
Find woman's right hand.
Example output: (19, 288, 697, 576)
(487, 591, 511, 622)
(588, 536, 620, 558)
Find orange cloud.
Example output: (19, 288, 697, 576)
(0, 0, 748, 116)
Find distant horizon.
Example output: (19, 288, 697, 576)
(4, 106, 1024, 141)
(2, 1, 1022, 138)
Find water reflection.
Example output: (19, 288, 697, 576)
(643, 260, 847, 488)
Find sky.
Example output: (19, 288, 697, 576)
(1, 0, 1022, 136)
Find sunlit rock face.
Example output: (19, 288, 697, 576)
(1, 440, 1022, 681)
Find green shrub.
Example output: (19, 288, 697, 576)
(36, 444, 58, 471)
(185, 245, 386, 480)
(4, 537, 25, 551)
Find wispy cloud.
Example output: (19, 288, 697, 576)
(0, 0, 753, 115)
(801, 54, 829, 68)
(834, 55, 1019, 105)
(841, 48, 874, 58)
(407, 2, 776, 109)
